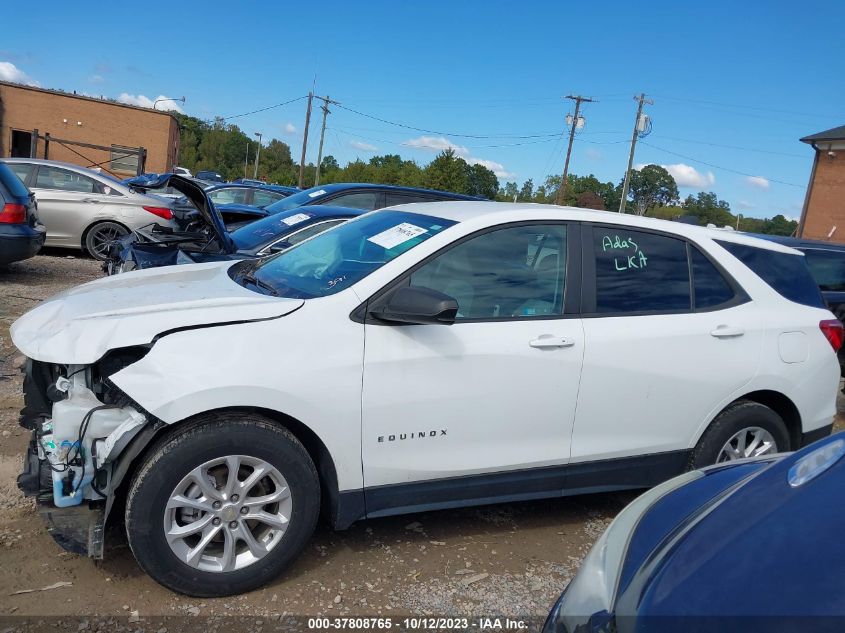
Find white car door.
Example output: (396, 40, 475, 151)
(361, 222, 584, 513)
(571, 224, 761, 470)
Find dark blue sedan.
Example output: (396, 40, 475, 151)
(214, 181, 486, 222)
(544, 432, 845, 633)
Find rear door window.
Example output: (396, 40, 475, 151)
(252, 190, 286, 207)
(800, 248, 845, 292)
(591, 228, 691, 314)
(327, 191, 380, 210)
(717, 240, 825, 308)
(34, 166, 100, 193)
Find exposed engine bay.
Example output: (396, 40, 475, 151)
(17, 349, 154, 557)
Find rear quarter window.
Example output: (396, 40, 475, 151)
(717, 240, 826, 308)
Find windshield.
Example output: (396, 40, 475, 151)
(262, 185, 335, 213)
(233, 210, 456, 298)
(230, 209, 322, 251)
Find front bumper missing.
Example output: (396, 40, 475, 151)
(17, 434, 105, 559)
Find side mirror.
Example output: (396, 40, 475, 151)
(369, 286, 458, 325)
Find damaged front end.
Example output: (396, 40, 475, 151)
(17, 349, 155, 558)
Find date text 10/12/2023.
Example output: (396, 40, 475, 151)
(602, 234, 648, 271)
(306, 616, 529, 630)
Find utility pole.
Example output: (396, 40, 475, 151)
(618, 93, 653, 213)
(298, 92, 314, 189)
(253, 132, 262, 180)
(555, 95, 595, 206)
(314, 95, 340, 186)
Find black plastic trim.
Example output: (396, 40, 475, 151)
(359, 450, 690, 519)
(800, 423, 833, 448)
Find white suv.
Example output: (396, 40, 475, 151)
(11, 203, 841, 596)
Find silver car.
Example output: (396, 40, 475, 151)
(2, 159, 178, 260)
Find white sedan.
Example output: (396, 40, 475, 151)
(11, 202, 841, 596)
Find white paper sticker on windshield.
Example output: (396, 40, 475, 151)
(282, 213, 311, 226)
(308, 189, 327, 198)
(367, 223, 427, 249)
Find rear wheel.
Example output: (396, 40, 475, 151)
(84, 221, 128, 260)
(689, 400, 790, 469)
(125, 413, 320, 596)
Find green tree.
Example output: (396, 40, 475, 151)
(424, 150, 469, 193)
(463, 163, 498, 199)
(625, 165, 679, 214)
(518, 179, 534, 202)
(682, 192, 733, 226)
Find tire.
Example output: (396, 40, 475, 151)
(689, 400, 790, 469)
(125, 413, 320, 597)
(83, 221, 128, 260)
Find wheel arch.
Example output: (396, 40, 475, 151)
(109, 406, 362, 532)
(706, 390, 802, 450)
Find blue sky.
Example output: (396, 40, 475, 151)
(3, 0, 843, 219)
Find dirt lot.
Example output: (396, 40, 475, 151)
(0, 252, 841, 631)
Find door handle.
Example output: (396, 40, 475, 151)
(710, 325, 745, 338)
(83, 198, 99, 203)
(529, 335, 575, 349)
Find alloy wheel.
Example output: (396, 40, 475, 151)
(163, 455, 292, 572)
(88, 223, 127, 259)
(716, 427, 777, 462)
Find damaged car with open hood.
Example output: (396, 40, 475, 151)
(11, 202, 841, 597)
(103, 174, 363, 274)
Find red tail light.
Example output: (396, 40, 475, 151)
(820, 319, 844, 352)
(0, 203, 26, 224)
(142, 206, 173, 220)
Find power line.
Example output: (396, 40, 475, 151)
(639, 141, 804, 188)
(649, 134, 806, 158)
(334, 103, 561, 139)
(650, 94, 839, 121)
(220, 95, 308, 121)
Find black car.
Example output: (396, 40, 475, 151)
(0, 162, 45, 265)
(756, 234, 845, 376)
(214, 182, 487, 220)
(104, 174, 363, 274)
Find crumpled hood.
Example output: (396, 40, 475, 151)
(11, 261, 303, 364)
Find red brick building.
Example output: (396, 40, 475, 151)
(0, 81, 179, 176)
(798, 124, 845, 242)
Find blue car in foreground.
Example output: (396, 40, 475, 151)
(544, 432, 845, 633)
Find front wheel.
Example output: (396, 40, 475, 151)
(689, 400, 790, 469)
(125, 414, 320, 596)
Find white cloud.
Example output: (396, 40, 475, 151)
(404, 136, 469, 156)
(88, 74, 105, 84)
(745, 175, 770, 189)
(0, 61, 38, 86)
(350, 140, 378, 152)
(284, 122, 296, 134)
(117, 93, 184, 113)
(637, 163, 715, 188)
(465, 157, 515, 180)
(402, 135, 514, 179)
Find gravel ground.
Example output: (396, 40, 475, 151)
(0, 252, 842, 632)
